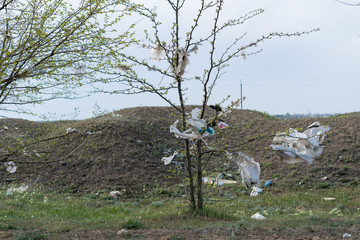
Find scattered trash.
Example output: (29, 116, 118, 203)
(170, 108, 214, 140)
(110, 191, 122, 198)
(217, 122, 228, 129)
(264, 180, 273, 187)
(4, 161, 17, 173)
(270, 122, 330, 164)
(343, 233, 352, 238)
(7, 185, 29, 194)
(174, 48, 189, 76)
(66, 127, 77, 134)
(203, 174, 237, 186)
(321, 176, 328, 180)
(136, 140, 143, 143)
(217, 178, 237, 186)
(150, 45, 165, 60)
(199, 126, 214, 135)
(250, 187, 263, 197)
(161, 151, 178, 165)
(251, 213, 266, 220)
(86, 131, 102, 135)
(187, 43, 200, 54)
(235, 152, 260, 187)
(117, 229, 128, 235)
(323, 198, 336, 201)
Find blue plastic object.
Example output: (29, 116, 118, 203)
(264, 180, 273, 187)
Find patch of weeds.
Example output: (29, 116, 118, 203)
(307, 226, 315, 232)
(122, 219, 145, 230)
(150, 200, 164, 208)
(154, 187, 173, 197)
(170, 235, 185, 240)
(13, 230, 47, 240)
(0, 224, 16, 230)
(314, 182, 331, 189)
(201, 206, 235, 220)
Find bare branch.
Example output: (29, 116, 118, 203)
(335, 0, 360, 6)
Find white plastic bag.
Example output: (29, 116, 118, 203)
(161, 151, 178, 165)
(251, 213, 266, 220)
(250, 186, 263, 197)
(235, 152, 260, 187)
(270, 122, 330, 164)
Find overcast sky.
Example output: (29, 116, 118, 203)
(6, 0, 360, 120)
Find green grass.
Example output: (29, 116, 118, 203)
(0, 186, 359, 237)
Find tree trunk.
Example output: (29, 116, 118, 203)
(196, 140, 203, 212)
(185, 139, 196, 211)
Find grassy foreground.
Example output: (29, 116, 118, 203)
(0, 185, 359, 239)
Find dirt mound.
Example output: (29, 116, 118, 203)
(1, 107, 359, 195)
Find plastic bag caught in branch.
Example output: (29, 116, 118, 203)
(235, 152, 260, 187)
(150, 45, 165, 60)
(270, 122, 330, 164)
(170, 108, 214, 140)
(175, 48, 189, 76)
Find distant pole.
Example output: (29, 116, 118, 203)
(240, 79, 243, 110)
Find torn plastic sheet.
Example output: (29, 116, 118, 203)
(170, 108, 215, 140)
(217, 122, 228, 129)
(110, 191, 121, 198)
(203, 174, 237, 186)
(251, 213, 266, 220)
(235, 152, 260, 187)
(264, 180, 273, 187)
(161, 151, 178, 165)
(7, 185, 28, 193)
(150, 45, 165, 60)
(270, 122, 330, 164)
(4, 161, 17, 173)
(250, 186, 263, 197)
(175, 48, 189, 76)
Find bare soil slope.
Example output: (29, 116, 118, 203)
(1, 107, 359, 195)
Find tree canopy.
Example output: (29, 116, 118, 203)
(0, 0, 136, 114)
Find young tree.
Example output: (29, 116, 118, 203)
(0, 0, 136, 114)
(93, 0, 319, 212)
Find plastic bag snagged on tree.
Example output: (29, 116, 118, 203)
(235, 152, 260, 187)
(170, 108, 214, 140)
(270, 122, 330, 164)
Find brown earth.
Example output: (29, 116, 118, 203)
(1, 106, 359, 195)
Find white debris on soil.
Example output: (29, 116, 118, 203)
(4, 161, 17, 173)
(161, 151, 178, 165)
(7, 185, 29, 194)
(66, 127, 77, 134)
(323, 198, 336, 201)
(109, 191, 122, 198)
(250, 187, 263, 197)
(251, 213, 266, 220)
(117, 229, 128, 235)
(343, 233, 352, 238)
